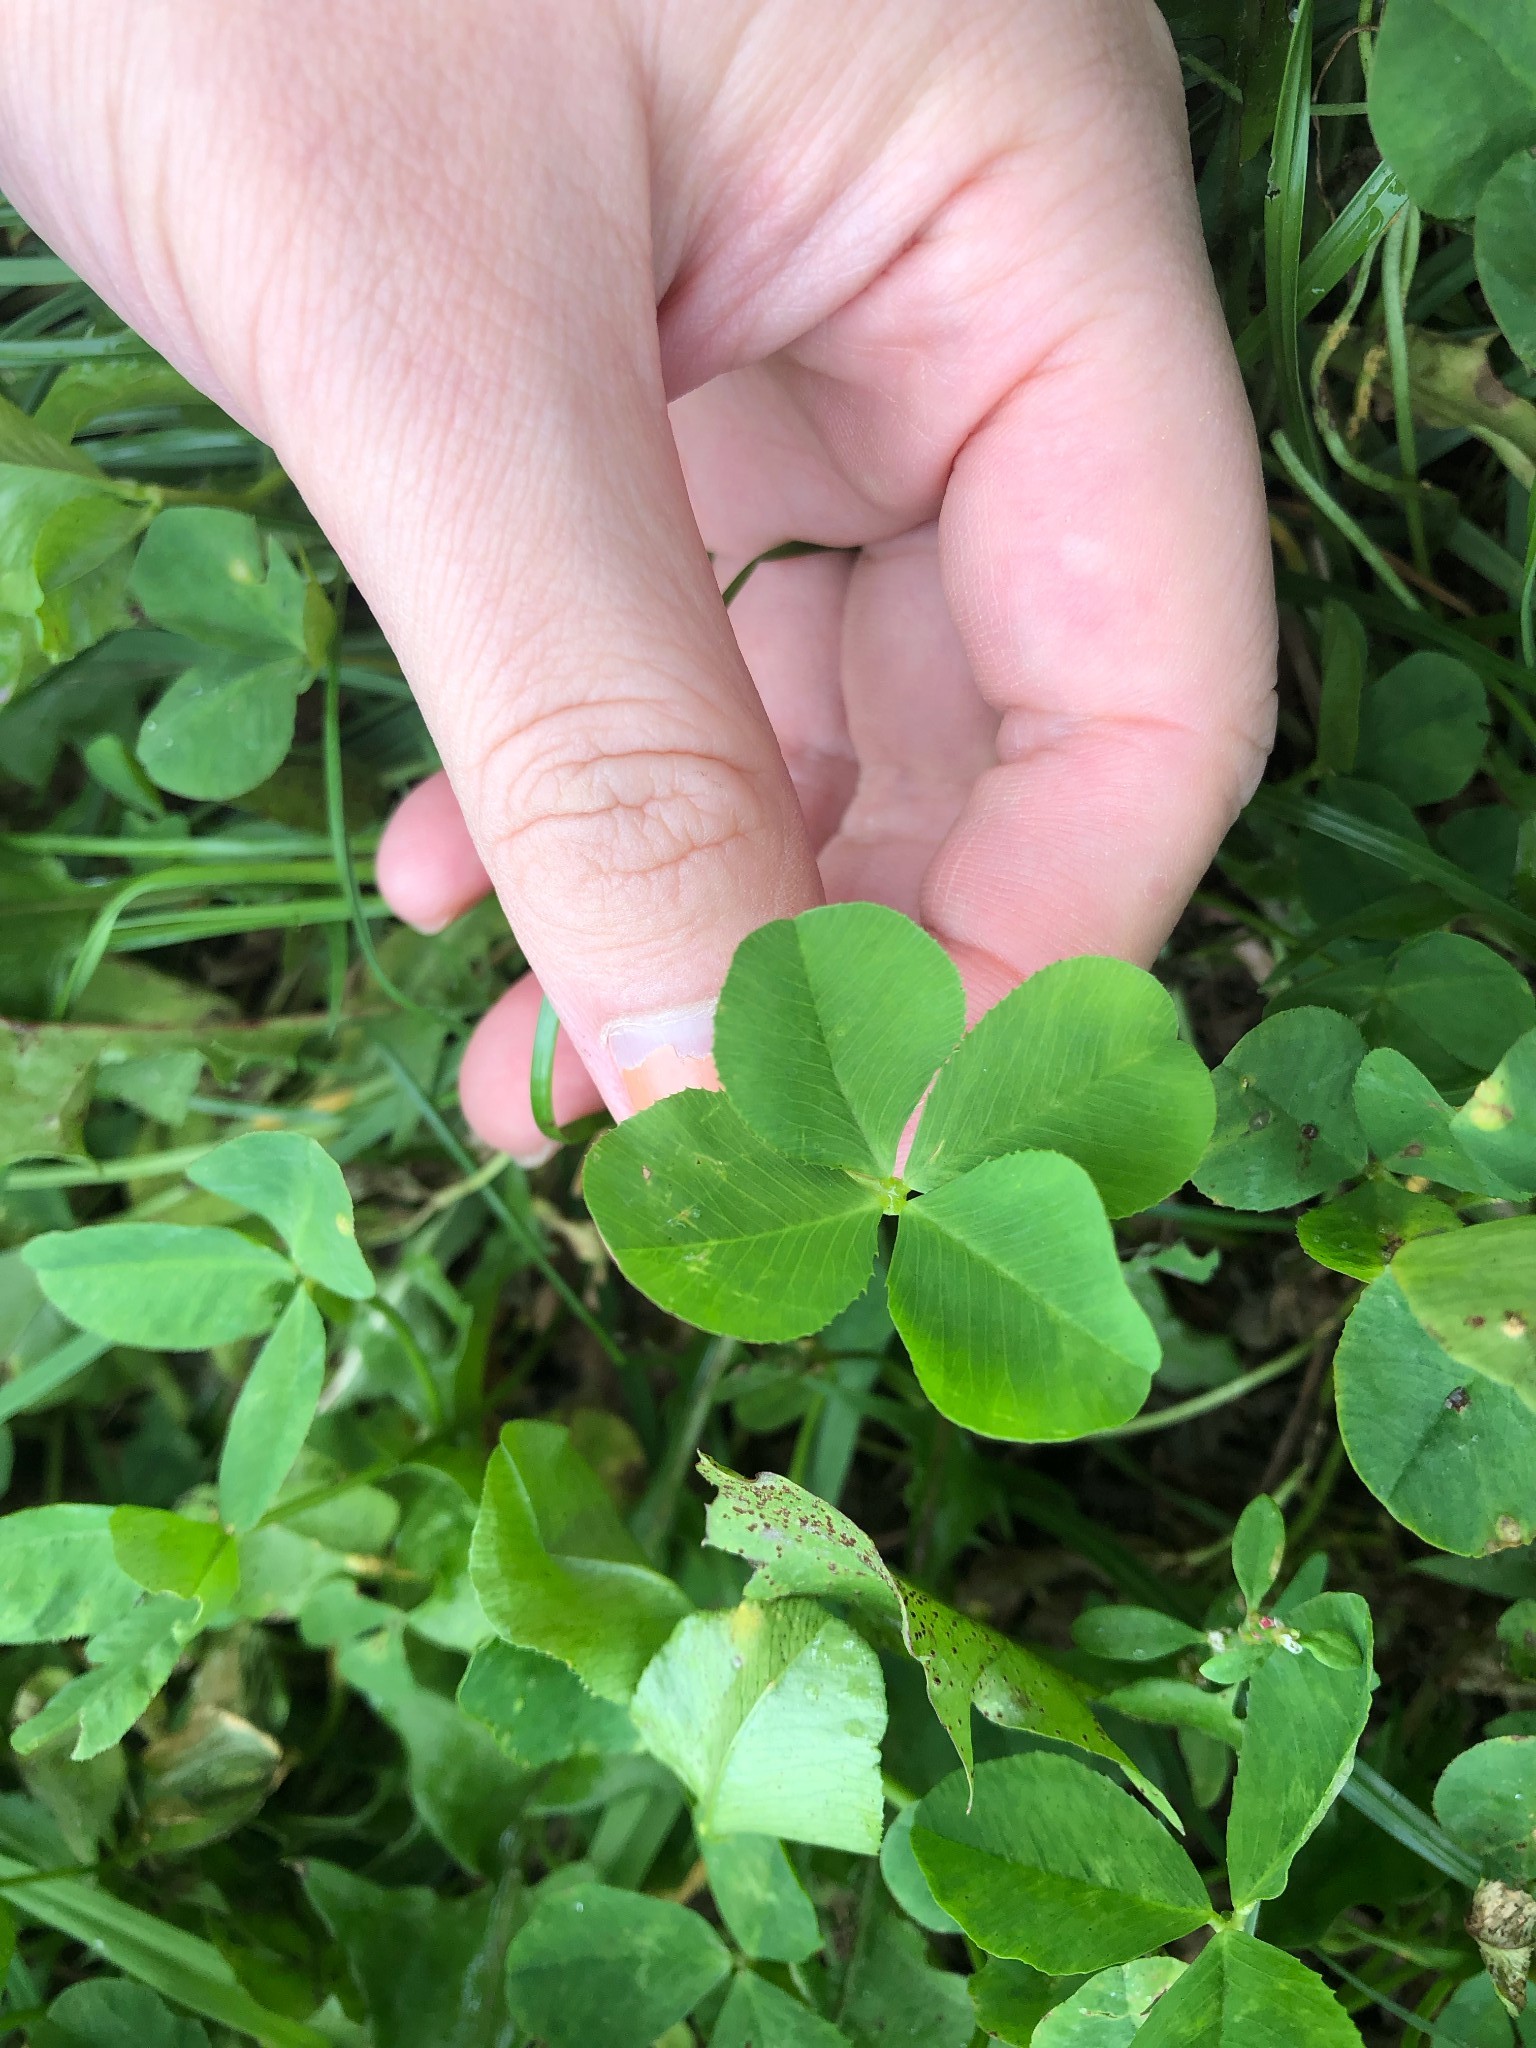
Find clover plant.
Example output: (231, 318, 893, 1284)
(585, 903, 1214, 1440)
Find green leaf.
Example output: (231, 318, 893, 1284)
(1368, 0, 1536, 220)
(1097, 1678, 1244, 1752)
(0, 464, 146, 698)
(1478, 150, 1536, 366)
(34, 358, 204, 443)
(136, 651, 310, 801)
(1453, 1028, 1536, 1198)
(1355, 1047, 1522, 1197)
(96, 1047, 205, 1125)
(1393, 1219, 1536, 1405)
(1231, 1496, 1286, 1615)
(840, 1909, 976, 2048)
(1070, 1606, 1209, 1664)
(702, 1833, 821, 1961)
(23, 1223, 293, 1348)
(714, 903, 964, 1174)
(1297, 1178, 1462, 1283)
(1133, 1930, 1362, 2046)
(34, 493, 150, 660)
(187, 1131, 372, 1297)
(110, 1507, 238, 1611)
(0, 1022, 94, 1168)
(1199, 1641, 1270, 1687)
(0, 391, 103, 478)
(11, 1593, 201, 1761)
(1296, 779, 1432, 927)
(969, 1959, 1074, 2046)
(128, 507, 331, 661)
(1497, 1595, 1536, 1681)
(1427, 1973, 1520, 2048)
(469, 1420, 691, 1703)
(44, 1980, 211, 2048)
(217, 1288, 326, 1533)
(1294, 935, 1536, 1097)
(504, 1882, 729, 2048)
(1435, 1738, 1536, 1885)
(699, 1458, 1164, 1812)
(1195, 1010, 1368, 1210)
(0, 1503, 141, 1643)
(1226, 1592, 1374, 1908)
(907, 958, 1214, 1216)
(1367, 0, 1536, 368)
(1032, 1959, 1187, 2046)
(457, 1639, 641, 1768)
(911, 1754, 1210, 1973)
(630, 1598, 885, 1852)
(880, 1802, 962, 1935)
(303, 1859, 514, 2048)
(1315, 598, 1365, 776)
(583, 1089, 883, 1341)
(0, 1796, 328, 2046)
(1336, 1271, 1536, 1556)
(137, 1701, 282, 1856)
(336, 1627, 530, 1876)
(710, 1974, 849, 2048)
(1355, 652, 1489, 805)
(889, 1152, 1160, 1441)
(83, 726, 166, 817)
(1371, 934, 1533, 1093)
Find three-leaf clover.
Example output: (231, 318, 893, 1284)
(583, 903, 1214, 1441)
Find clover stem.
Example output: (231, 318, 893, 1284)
(845, 1170, 910, 1216)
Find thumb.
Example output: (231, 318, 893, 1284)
(436, 368, 825, 1116)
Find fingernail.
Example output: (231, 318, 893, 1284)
(605, 1003, 720, 1115)
(509, 1136, 560, 1170)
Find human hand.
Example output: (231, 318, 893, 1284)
(0, 0, 1275, 1161)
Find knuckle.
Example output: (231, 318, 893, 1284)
(471, 700, 772, 913)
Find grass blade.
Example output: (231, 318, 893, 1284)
(1264, 0, 1320, 475)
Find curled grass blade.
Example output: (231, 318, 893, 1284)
(530, 995, 607, 1146)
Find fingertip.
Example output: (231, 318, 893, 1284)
(376, 771, 493, 934)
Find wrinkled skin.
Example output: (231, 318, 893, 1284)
(0, 0, 1275, 1157)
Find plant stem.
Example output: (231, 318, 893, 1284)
(1148, 1201, 1297, 1236)
(1381, 205, 1430, 575)
(322, 620, 454, 1021)
(1312, 1953, 1466, 2044)
(373, 1040, 627, 1370)
(0, 831, 374, 861)
(3, 1142, 224, 1190)
(360, 1296, 446, 1429)
(631, 1334, 738, 1557)
(1088, 1329, 1328, 1442)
